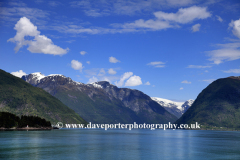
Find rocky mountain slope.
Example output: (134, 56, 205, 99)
(22, 73, 177, 124)
(176, 76, 240, 129)
(151, 97, 194, 118)
(0, 69, 87, 124)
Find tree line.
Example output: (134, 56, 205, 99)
(0, 112, 51, 128)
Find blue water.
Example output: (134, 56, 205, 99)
(0, 129, 240, 160)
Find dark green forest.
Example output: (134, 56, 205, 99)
(0, 112, 51, 128)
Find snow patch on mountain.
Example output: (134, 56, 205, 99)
(151, 97, 194, 118)
(31, 72, 46, 81)
(88, 82, 103, 88)
(151, 97, 184, 111)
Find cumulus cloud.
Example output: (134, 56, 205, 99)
(80, 51, 87, 55)
(191, 23, 201, 32)
(229, 18, 240, 39)
(223, 69, 240, 73)
(71, 60, 84, 72)
(181, 80, 191, 84)
(86, 61, 90, 64)
(11, 70, 27, 78)
(88, 76, 98, 83)
(187, 65, 212, 68)
(125, 75, 142, 86)
(115, 72, 133, 87)
(147, 61, 165, 68)
(109, 56, 120, 63)
(216, 15, 223, 22)
(145, 81, 150, 85)
(7, 17, 68, 55)
(108, 68, 117, 75)
(180, 87, 184, 90)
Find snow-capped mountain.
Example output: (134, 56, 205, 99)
(21, 73, 177, 123)
(22, 72, 46, 86)
(22, 72, 83, 87)
(151, 97, 194, 118)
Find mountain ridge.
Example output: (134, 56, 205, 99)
(151, 97, 194, 118)
(22, 72, 177, 124)
(175, 76, 240, 129)
(0, 69, 87, 125)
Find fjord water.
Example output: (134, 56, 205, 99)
(1, 129, 240, 160)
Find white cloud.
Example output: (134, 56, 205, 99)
(121, 19, 174, 30)
(154, 6, 211, 24)
(181, 80, 191, 84)
(216, 15, 223, 22)
(180, 87, 184, 90)
(108, 68, 117, 75)
(119, 6, 210, 31)
(115, 72, 133, 87)
(187, 65, 212, 68)
(145, 81, 150, 85)
(7, 17, 68, 55)
(147, 61, 165, 65)
(88, 76, 98, 84)
(109, 56, 120, 63)
(71, 60, 84, 72)
(229, 18, 240, 39)
(191, 23, 200, 32)
(205, 19, 240, 65)
(86, 61, 90, 64)
(80, 51, 87, 55)
(50, 5, 211, 35)
(207, 39, 240, 65)
(125, 75, 142, 86)
(207, 48, 240, 64)
(223, 69, 240, 73)
(147, 61, 165, 68)
(98, 68, 105, 76)
(0, 7, 49, 22)
(11, 70, 27, 78)
(70, 0, 195, 17)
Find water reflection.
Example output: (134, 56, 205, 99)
(0, 129, 240, 160)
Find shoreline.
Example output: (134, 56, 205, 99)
(0, 127, 53, 131)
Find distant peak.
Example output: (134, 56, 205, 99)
(228, 76, 240, 80)
(29, 72, 46, 80)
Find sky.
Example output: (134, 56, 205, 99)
(0, 0, 240, 102)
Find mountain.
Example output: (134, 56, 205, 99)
(22, 73, 177, 124)
(151, 97, 194, 118)
(0, 69, 87, 124)
(176, 76, 240, 129)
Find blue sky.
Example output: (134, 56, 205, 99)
(1, 0, 240, 101)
